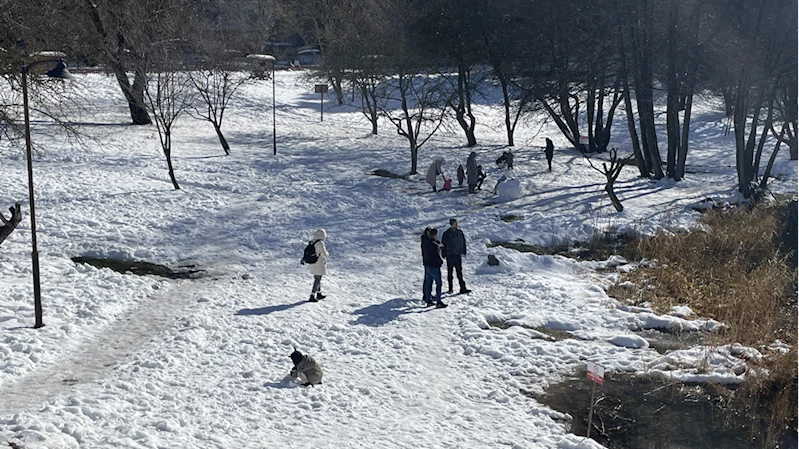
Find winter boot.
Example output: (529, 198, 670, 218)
(309, 294, 318, 302)
(435, 301, 448, 309)
(459, 288, 471, 294)
(316, 292, 326, 300)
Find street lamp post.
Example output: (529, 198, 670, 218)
(21, 57, 73, 329)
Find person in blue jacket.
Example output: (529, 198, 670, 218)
(421, 228, 447, 308)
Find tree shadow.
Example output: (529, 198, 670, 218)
(351, 297, 420, 326)
(235, 300, 306, 316)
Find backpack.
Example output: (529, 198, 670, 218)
(301, 239, 321, 264)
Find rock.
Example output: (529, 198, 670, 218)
(487, 254, 500, 266)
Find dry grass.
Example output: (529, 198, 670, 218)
(608, 201, 798, 445)
(613, 204, 796, 347)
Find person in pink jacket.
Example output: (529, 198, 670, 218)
(307, 229, 329, 302)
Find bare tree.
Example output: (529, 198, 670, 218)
(376, 67, 449, 175)
(144, 46, 197, 190)
(584, 148, 635, 212)
(187, 58, 249, 155)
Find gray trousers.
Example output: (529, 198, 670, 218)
(311, 275, 323, 294)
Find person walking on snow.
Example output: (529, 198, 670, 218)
(466, 152, 478, 193)
(544, 138, 554, 171)
(307, 229, 329, 302)
(426, 158, 445, 192)
(289, 348, 323, 386)
(441, 218, 471, 294)
(456, 164, 465, 187)
(421, 228, 447, 308)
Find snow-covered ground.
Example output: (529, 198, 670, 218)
(0, 71, 795, 448)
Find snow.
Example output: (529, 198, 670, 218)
(0, 70, 795, 448)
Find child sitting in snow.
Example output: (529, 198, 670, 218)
(289, 348, 323, 386)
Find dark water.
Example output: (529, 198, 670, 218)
(533, 373, 798, 449)
(635, 329, 705, 354)
(71, 257, 204, 279)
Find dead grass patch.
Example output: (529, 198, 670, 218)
(608, 201, 797, 445)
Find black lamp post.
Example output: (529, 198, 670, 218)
(21, 58, 73, 329)
(272, 61, 277, 155)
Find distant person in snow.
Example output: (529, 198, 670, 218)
(307, 229, 329, 302)
(421, 227, 447, 308)
(495, 150, 513, 169)
(476, 165, 486, 190)
(289, 348, 323, 386)
(441, 218, 471, 294)
(544, 138, 554, 171)
(456, 164, 465, 187)
(466, 152, 478, 193)
(426, 158, 446, 192)
(421, 227, 432, 301)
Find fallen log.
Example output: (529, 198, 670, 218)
(0, 202, 22, 246)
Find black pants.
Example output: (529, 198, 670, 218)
(446, 255, 466, 292)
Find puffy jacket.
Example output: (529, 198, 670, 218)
(290, 354, 323, 385)
(421, 234, 444, 267)
(308, 229, 329, 276)
(441, 227, 466, 256)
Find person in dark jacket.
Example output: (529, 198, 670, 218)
(506, 150, 514, 169)
(466, 152, 479, 193)
(420, 227, 432, 301)
(289, 348, 323, 386)
(544, 138, 554, 171)
(456, 164, 465, 187)
(476, 165, 486, 190)
(441, 218, 471, 294)
(421, 228, 447, 308)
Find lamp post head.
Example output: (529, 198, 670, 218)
(45, 60, 73, 79)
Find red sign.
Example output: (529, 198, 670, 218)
(314, 84, 329, 93)
(586, 361, 604, 385)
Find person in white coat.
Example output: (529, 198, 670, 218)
(426, 158, 445, 192)
(308, 229, 329, 302)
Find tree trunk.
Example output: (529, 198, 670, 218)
(453, 64, 477, 147)
(754, 87, 778, 181)
(83, 0, 150, 125)
(358, 83, 379, 135)
(617, 25, 648, 177)
(330, 74, 344, 105)
(586, 74, 596, 152)
(113, 65, 152, 126)
(499, 75, 514, 146)
(629, 0, 664, 179)
(665, 0, 680, 179)
(164, 133, 180, 190)
(761, 124, 785, 190)
(676, 9, 701, 181)
(605, 184, 624, 212)
(213, 122, 230, 155)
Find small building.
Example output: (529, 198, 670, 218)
(296, 48, 321, 68)
(245, 54, 275, 79)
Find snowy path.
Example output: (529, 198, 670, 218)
(0, 279, 202, 416)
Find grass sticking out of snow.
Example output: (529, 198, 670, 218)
(609, 201, 798, 445)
